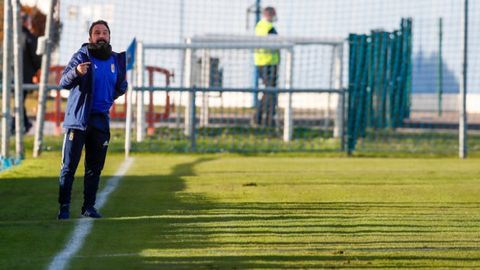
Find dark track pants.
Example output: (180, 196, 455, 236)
(255, 65, 278, 127)
(58, 127, 110, 208)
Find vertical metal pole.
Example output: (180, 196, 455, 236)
(255, 0, 261, 23)
(200, 49, 210, 127)
(252, 0, 261, 107)
(1, 0, 12, 158)
(184, 40, 194, 136)
(147, 69, 154, 136)
(12, 0, 24, 160)
(189, 89, 196, 151)
(334, 44, 345, 140)
(437, 17, 443, 117)
(326, 46, 336, 131)
(179, 0, 185, 46)
(283, 48, 293, 142)
(176, 0, 185, 130)
(33, 0, 55, 158)
(459, 0, 468, 159)
(125, 69, 135, 158)
(136, 41, 145, 142)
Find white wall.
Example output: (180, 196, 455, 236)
(411, 93, 480, 113)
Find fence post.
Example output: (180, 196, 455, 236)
(1, 0, 12, 159)
(136, 41, 145, 142)
(200, 49, 210, 127)
(184, 39, 194, 136)
(437, 17, 443, 117)
(283, 48, 294, 142)
(125, 70, 135, 158)
(190, 88, 196, 151)
(326, 46, 336, 131)
(459, 0, 468, 159)
(147, 68, 155, 135)
(334, 44, 344, 140)
(346, 35, 357, 155)
(176, 3, 185, 131)
(12, 0, 24, 160)
(33, 0, 55, 158)
(54, 90, 62, 135)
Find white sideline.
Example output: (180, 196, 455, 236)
(47, 158, 134, 270)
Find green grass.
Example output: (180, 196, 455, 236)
(355, 129, 480, 157)
(128, 127, 339, 154)
(0, 151, 126, 269)
(116, 126, 480, 157)
(1, 145, 480, 269)
(13, 124, 480, 158)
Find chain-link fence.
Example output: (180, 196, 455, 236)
(1, 0, 479, 161)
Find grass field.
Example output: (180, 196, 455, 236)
(1, 145, 480, 269)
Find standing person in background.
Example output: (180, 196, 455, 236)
(254, 6, 280, 127)
(57, 20, 127, 219)
(11, 12, 42, 134)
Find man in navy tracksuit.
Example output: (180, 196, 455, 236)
(57, 20, 127, 219)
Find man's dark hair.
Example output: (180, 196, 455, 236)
(264, 7, 276, 15)
(89, 20, 110, 37)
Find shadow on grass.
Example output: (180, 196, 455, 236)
(2, 155, 479, 269)
(63, 158, 480, 269)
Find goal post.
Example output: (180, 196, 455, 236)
(125, 35, 345, 155)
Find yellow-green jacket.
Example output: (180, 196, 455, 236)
(254, 19, 279, 66)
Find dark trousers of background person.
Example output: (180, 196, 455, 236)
(58, 126, 110, 209)
(22, 93, 32, 132)
(255, 65, 278, 127)
(10, 92, 33, 134)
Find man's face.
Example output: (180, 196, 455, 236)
(89, 24, 110, 44)
(264, 10, 277, 22)
(21, 12, 32, 30)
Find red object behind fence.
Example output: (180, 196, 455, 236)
(43, 65, 65, 135)
(40, 65, 175, 136)
(145, 66, 175, 135)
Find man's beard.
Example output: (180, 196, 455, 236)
(88, 40, 112, 60)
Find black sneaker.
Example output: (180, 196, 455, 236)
(81, 207, 102, 218)
(57, 204, 70, 220)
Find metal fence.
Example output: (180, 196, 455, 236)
(126, 88, 345, 154)
(1, 0, 480, 163)
(124, 40, 345, 155)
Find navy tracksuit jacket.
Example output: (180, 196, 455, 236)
(58, 44, 127, 208)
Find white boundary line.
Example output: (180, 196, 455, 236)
(47, 158, 134, 270)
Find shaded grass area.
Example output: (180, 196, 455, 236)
(0, 147, 125, 270)
(1, 137, 480, 268)
(64, 155, 480, 269)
